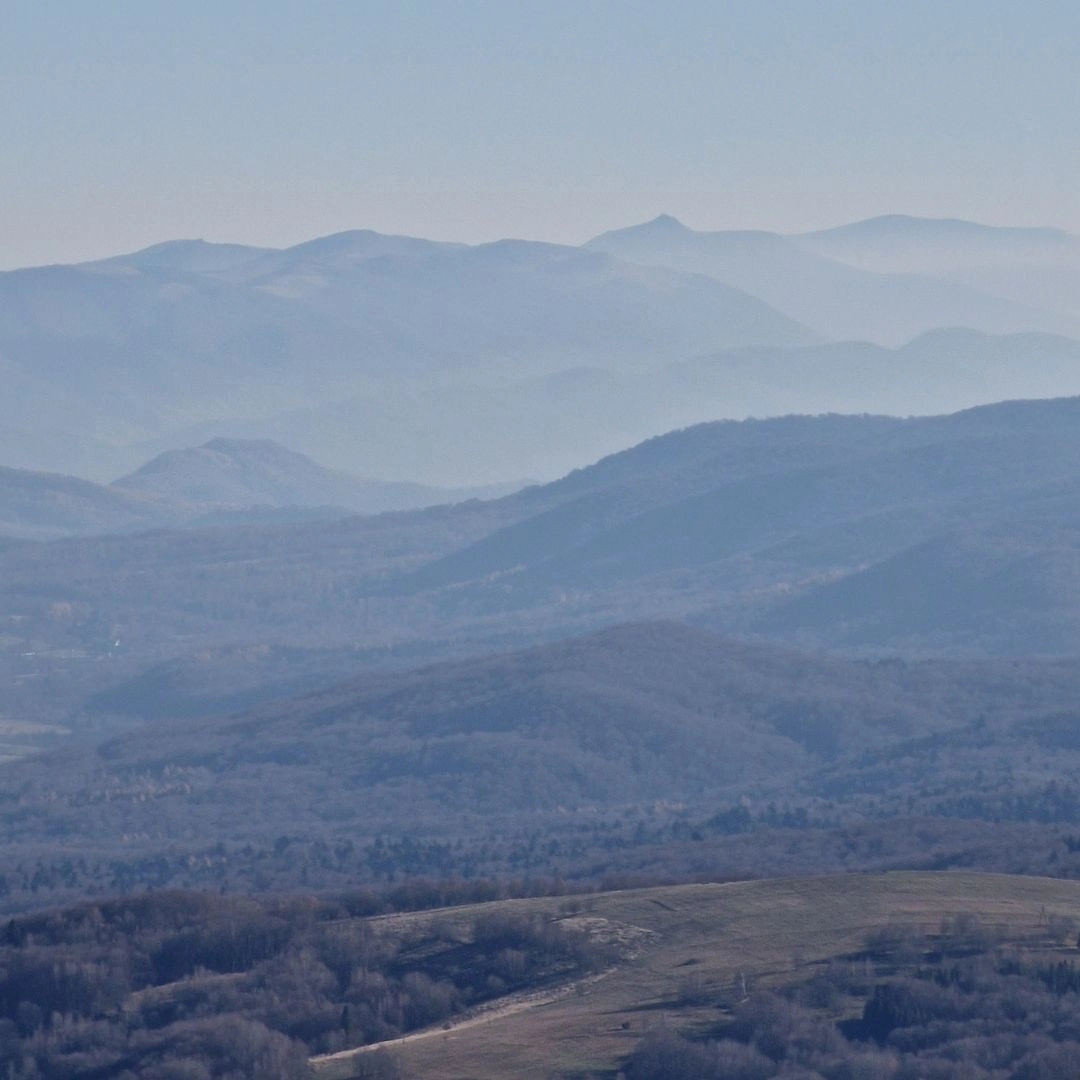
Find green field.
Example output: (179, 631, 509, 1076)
(312, 871, 1080, 1080)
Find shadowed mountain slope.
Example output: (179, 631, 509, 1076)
(753, 503, 1080, 655)
(0, 465, 171, 541)
(404, 397, 1080, 602)
(12, 622, 1080, 864)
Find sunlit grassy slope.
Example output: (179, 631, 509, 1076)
(312, 872, 1080, 1080)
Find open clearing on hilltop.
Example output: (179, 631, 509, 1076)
(311, 871, 1080, 1080)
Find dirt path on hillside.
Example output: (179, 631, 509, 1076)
(309, 967, 616, 1070)
(309, 913, 657, 1075)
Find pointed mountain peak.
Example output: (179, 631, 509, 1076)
(645, 213, 688, 231)
(585, 214, 694, 249)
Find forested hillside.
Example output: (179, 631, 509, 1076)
(5, 398, 1080, 713)
(7, 622, 1080, 909)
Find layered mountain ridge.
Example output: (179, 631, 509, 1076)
(6, 213, 1080, 484)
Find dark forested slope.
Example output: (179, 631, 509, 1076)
(10, 622, 1080, 867)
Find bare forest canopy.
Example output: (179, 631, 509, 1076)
(5, 872, 1080, 1079)
(9, 618, 1080, 909)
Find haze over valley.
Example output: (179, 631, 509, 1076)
(7, 208, 1080, 899)
(7, 208, 1080, 1077)
(7, 215, 1080, 486)
(7, 3, 1080, 1076)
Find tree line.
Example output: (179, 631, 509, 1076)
(0, 887, 609, 1079)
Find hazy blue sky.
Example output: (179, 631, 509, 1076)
(3, 1, 1079, 268)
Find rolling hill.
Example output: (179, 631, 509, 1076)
(7, 870, 1080, 1080)
(9, 396, 1080, 709)
(0, 464, 173, 540)
(658, 328, 1080, 420)
(12, 621, 1080, 868)
(400, 396, 1080, 610)
(9, 215, 1080, 487)
(0, 439, 521, 539)
(752, 510, 1080, 655)
(112, 437, 518, 517)
(313, 872, 1080, 1080)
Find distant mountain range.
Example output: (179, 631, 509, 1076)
(0, 438, 522, 540)
(588, 214, 1080, 345)
(5, 214, 1080, 483)
(798, 213, 1080, 273)
(0, 230, 808, 480)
